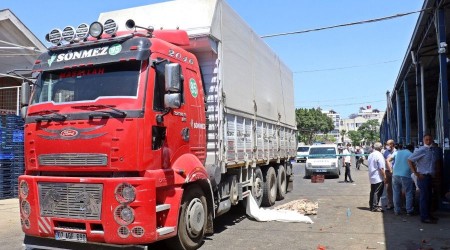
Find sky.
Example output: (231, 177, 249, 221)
(1, 0, 423, 118)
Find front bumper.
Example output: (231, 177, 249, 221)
(19, 175, 157, 245)
(305, 166, 339, 176)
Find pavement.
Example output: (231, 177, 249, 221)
(0, 197, 23, 249)
(1, 161, 449, 250)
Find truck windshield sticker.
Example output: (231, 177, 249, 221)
(48, 54, 57, 66)
(108, 44, 122, 55)
(189, 78, 198, 98)
(59, 68, 105, 78)
(53, 43, 122, 64)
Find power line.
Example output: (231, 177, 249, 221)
(297, 95, 384, 104)
(294, 59, 400, 73)
(261, 8, 430, 39)
(296, 100, 385, 108)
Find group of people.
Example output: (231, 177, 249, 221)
(367, 134, 443, 224)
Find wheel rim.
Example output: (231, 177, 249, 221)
(254, 175, 263, 199)
(280, 172, 286, 193)
(185, 198, 205, 238)
(270, 174, 277, 197)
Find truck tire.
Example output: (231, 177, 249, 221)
(166, 185, 207, 250)
(261, 166, 277, 207)
(276, 165, 287, 200)
(252, 167, 264, 207)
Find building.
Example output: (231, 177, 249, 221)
(340, 107, 385, 143)
(0, 9, 46, 114)
(313, 109, 341, 143)
(0, 9, 45, 199)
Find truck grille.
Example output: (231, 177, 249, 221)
(38, 183, 103, 220)
(39, 154, 107, 166)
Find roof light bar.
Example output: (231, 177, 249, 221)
(89, 22, 104, 39)
(103, 19, 118, 36)
(75, 23, 89, 40)
(62, 26, 76, 42)
(47, 29, 63, 45)
(45, 19, 121, 45)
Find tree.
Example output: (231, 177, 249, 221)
(296, 108, 334, 144)
(348, 130, 363, 145)
(314, 134, 336, 143)
(358, 119, 380, 145)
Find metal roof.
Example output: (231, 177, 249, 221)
(0, 9, 46, 80)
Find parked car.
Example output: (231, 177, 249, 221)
(296, 145, 310, 163)
(305, 144, 341, 178)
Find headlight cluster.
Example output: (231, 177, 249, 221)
(19, 180, 31, 229)
(46, 19, 118, 45)
(113, 182, 142, 239)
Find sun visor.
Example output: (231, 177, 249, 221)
(33, 37, 151, 71)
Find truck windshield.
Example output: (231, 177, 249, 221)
(31, 61, 141, 104)
(309, 147, 336, 158)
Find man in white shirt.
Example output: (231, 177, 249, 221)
(368, 142, 387, 212)
(342, 143, 354, 183)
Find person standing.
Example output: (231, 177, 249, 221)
(387, 144, 414, 216)
(383, 139, 396, 210)
(408, 134, 437, 224)
(342, 143, 354, 183)
(355, 146, 362, 170)
(368, 142, 387, 212)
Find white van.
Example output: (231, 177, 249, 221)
(305, 144, 341, 178)
(296, 145, 310, 163)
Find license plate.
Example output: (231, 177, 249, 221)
(315, 170, 327, 172)
(55, 231, 87, 243)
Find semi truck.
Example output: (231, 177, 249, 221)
(18, 0, 297, 249)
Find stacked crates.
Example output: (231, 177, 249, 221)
(0, 114, 24, 199)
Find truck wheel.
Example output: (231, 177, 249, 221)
(276, 165, 287, 200)
(261, 166, 277, 207)
(166, 185, 207, 250)
(252, 167, 264, 207)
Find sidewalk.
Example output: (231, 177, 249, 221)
(0, 198, 23, 249)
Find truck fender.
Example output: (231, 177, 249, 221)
(171, 153, 208, 183)
(172, 154, 215, 234)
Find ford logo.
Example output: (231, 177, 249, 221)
(60, 129, 78, 137)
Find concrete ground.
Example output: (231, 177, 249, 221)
(1, 161, 449, 250)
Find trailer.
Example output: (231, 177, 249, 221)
(19, 0, 296, 249)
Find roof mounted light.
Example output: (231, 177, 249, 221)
(46, 28, 63, 45)
(103, 19, 118, 36)
(89, 21, 103, 39)
(75, 23, 89, 41)
(62, 26, 76, 42)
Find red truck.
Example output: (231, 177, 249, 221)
(18, 0, 297, 249)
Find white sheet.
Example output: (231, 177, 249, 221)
(246, 194, 313, 224)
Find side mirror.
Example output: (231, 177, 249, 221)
(164, 93, 181, 109)
(165, 63, 182, 92)
(21, 82, 31, 106)
(20, 106, 28, 119)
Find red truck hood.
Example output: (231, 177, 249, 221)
(25, 117, 140, 172)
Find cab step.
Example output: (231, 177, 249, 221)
(156, 204, 170, 212)
(157, 227, 175, 236)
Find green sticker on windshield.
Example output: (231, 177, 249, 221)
(108, 44, 122, 55)
(189, 78, 198, 98)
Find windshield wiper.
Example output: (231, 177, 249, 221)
(71, 104, 127, 118)
(28, 109, 67, 122)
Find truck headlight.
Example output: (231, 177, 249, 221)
(115, 183, 136, 204)
(19, 180, 29, 198)
(21, 200, 31, 218)
(307, 163, 312, 168)
(114, 205, 135, 225)
(331, 162, 336, 168)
